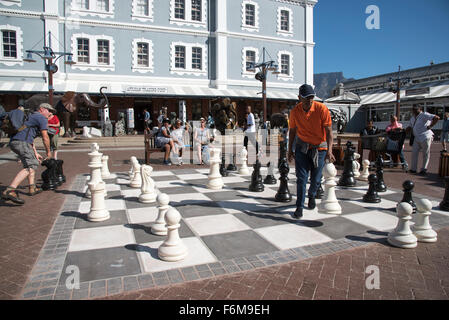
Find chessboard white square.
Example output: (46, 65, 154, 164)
(150, 170, 176, 177)
(220, 198, 265, 214)
(137, 237, 217, 273)
(168, 192, 211, 204)
(342, 211, 398, 231)
(127, 207, 159, 224)
(255, 224, 333, 250)
(105, 183, 121, 192)
(116, 178, 130, 185)
(176, 173, 209, 180)
(430, 200, 449, 217)
(78, 198, 126, 213)
(346, 198, 398, 210)
(121, 188, 142, 198)
(184, 214, 251, 236)
(221, 176, 250, 183)
(155, 179, 190, 189)
(68, 225, 136, 252)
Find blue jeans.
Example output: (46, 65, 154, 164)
(294, 145, 327, 209)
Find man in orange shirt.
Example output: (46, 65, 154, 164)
(288, 84, 335, 218)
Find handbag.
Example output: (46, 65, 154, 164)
(48, 127, 57, 135)
(374, 137, 387, 152)
(386, 138, 399, 153)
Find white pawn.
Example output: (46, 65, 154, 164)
(151, 193, 170, 235)
(318, 161, 341, 214)
(359, 159, 370, 181)
(87, 181, 110, 222)
(353, 153, 361, 178)
(238, 146, 250, 175)
(388, 202, 417, 248)
(129, 158, 142, 188)
(412, 198, 437, 242)
(101, 155, 111, 179)
(139, 165, 157, 203)
(207, 147, 224, 190)
(158, 207, 188, 262)
(128, 156, 136, 180)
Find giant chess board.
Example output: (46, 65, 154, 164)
(22, 167, 449, 299)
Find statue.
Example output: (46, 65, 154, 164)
(115, 113, 126, 136)
(329, 107, 347, 134)
(210, 97, 238, 135)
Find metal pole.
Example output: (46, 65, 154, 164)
(396, 66, 401, 119)
(262, 48, 267, 124)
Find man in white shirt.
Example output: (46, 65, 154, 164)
(244, 106, 259, 156)
(406, 105, 440, 175)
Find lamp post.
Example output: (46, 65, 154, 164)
(248, 47, 280, 126)
(23, 27, 75, 105)
(387, 65, 410, 120)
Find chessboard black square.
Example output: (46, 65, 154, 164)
(233, 210, 294, 229)
(201, 230, 279, 260)
(74, 210, 128, 229)
(306, 216, 371, 240)
(152, 175, 178, 182)
(130, 220, 195, 244)
(177, 203, 228, 218)
(124, 197, 158, 209)
(157, 186, 198, 195)
(60, 246, 141, 284)
(182, 178, 209, 186)
(203, 190, 246, 202)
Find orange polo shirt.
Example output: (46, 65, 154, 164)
(289, 101, 332, 149)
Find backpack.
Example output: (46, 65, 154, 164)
(0, 109, 27, 137)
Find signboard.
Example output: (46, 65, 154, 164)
(179, 100, 186, 123)
(126, 108, 135, 129)
(406, 87, 430, 96)
(123, 86, 168, 94)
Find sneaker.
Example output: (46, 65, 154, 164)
(419, 169, 427, 175)
(308, 197, 316, 209)
(163, 160, 172, 166)
(292, 208, 303, 219)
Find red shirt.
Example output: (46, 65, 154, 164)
(48, 115, 60, 135)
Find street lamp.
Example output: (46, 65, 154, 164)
(387, 65, 410, 120)
(248, 47, 280, 126)
(23, 29, 75, 106)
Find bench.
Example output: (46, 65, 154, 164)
(144, 129, 163, 165)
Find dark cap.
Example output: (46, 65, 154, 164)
(38, 103, 56, 113)
(299, 84, 315, 98)
(162, 118, 170, 124)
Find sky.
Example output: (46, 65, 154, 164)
(314, 0, 449, 80)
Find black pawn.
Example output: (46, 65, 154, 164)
(226, 154, 237, 171)
(439, 176, 449, 211)
(55, 159, 66, 186)
(363, 173, 381, 203)
(275, 141, 292, 202)
(338, 141, 356, 187)
(220, 154, 229, 177)
(41, 159, 59, 190)
(375, 155, 387, 192)
(315, 181, 324, 199)
(264, 162, 277, 185)
(249, 159, 264, 192)
(401, 180, 417, 214)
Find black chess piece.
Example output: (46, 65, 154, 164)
(363, 173, 381, 203)
(401, 180, 417, 214)
(41, 159, 59, 191)
(275, 140, 292, 202)
(226, 154, 237, 171)
(263, 162, 277, 185)
(439, 176, 449, 211)
(220, 154, 229, 177)
(249, 159, 264, 192)
(55, 159, 66, 186)
(315, 181, 324, 199)
(338, 141, 356, 187)
(375, 155, 387, 192)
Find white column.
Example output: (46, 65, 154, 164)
(305, 3, 315, 85)
(215, 0, 228, 89)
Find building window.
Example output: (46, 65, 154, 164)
(246, 50, 255, 71)
(191, 0, 201, 22)
(2, 30, 17, 58)
(0, 0, 22, 7)
(97, 39, 109, 65)
(242, 1, 259, 32)
(170, 42, 207, 75)
(174, 0, 185, 19)
(241, 47, 259, 78)
(175, 45, 185, 69)
(280, 10, 289, 31)
(70, 0, 114, 17)
(132, 38, 153, 73)
(76, 0, 89, 9)
(136, 0, 148, 15)
(77, 38, 89, 64)
(281, 54, 290, 75)
(96, 0, 109, 11)
(277, 7, 293, 36)
(132, 0, 153, 21)
(192, 47, 202, 70)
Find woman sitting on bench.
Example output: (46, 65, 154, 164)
(155, 118, 175, 166)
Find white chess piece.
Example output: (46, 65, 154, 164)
(101, 155, 111, 179)
(86, 143, 107, 199)
(238, 147, 250, 175)
(158, 207, 188, 262)
(87, 181, 110, 222)
(412, 198, 437, 243)
(359, 159, 370, 181)
(207, 147, 224, 190)
(129, 158, 142, 188)
(151, 193, 170, 235)
(139, 165, 157, 203)
(387, 202, 417, 248)
(353, 153, 360, 178)
(318, 161, 342, 214)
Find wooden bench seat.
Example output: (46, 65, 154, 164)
(144, 129, 163, 165)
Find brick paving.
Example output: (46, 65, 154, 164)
(0, 138, 448, 300)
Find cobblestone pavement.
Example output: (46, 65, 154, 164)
(0, 138, 447, 300)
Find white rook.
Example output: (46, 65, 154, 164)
(238, 146, 250, 175)
(412, 198, 437, 243)
(158, 207, 188, 262)
(387, 202, 417, 248)
(101, 155, 111, 179)
(87, 181, 110, 222)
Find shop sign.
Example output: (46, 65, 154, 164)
(123, 86, 168, 94)
(405, 87, 430, 96)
